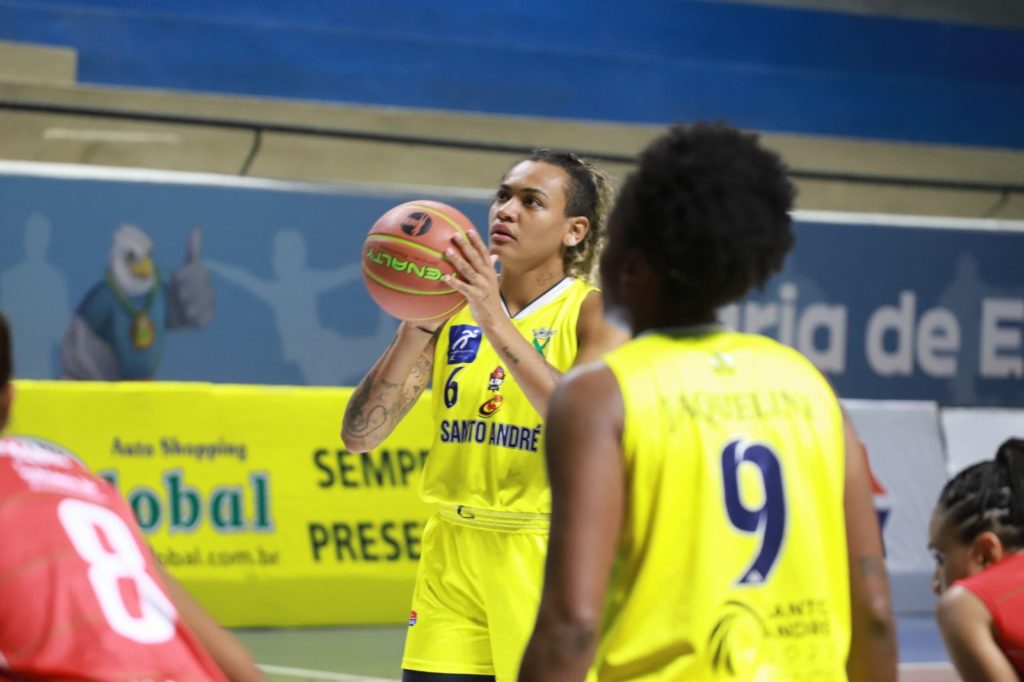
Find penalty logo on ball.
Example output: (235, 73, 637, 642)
(364, 248, 445, 281)
(400, 212, 433, 237)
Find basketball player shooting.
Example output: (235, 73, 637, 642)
(344, 150, 629, 682)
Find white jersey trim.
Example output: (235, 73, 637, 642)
(500, 277, 574, 320)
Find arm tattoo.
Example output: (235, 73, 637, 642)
(411, 351, 432, 384)
(345, 376, 400, 438)
(396, 353, 433, 417)
(501, 345, 521, 365)
(856, 556, 888, 579)
(344, 340, 434, 442)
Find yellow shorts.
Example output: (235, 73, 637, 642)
(402, 506, 549, 681)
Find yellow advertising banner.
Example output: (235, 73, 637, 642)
(7, 380, 435, 628)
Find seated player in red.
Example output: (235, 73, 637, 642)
(930, 437, 1024, 681)
(0, 311, 263, 681)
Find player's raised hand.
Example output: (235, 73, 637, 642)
(444, 230, 502, 328)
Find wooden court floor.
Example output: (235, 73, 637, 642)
(233, 614, 958, 681)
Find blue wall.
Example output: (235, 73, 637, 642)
(2, 166, 1022, 406)
(1, 0, 1023, 147)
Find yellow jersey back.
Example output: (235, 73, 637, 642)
(593, 328, 849, 682)
(423, 277, 596, 514)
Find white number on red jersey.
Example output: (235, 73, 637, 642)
(57, 498, 177, 644)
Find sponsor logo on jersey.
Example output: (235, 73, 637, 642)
(488, 366, 505, 391)
(448, 325, 483, 364)
(708, 600, 767, 679)
(478, 394, 504, 418)
(532, 327, 556, 355)
(439, 419, 542, 452)
(409, 610, 418, 626)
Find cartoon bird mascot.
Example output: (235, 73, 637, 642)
(61, 224, 214, 380)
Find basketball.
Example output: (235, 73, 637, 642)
(361, 199, 474, 323)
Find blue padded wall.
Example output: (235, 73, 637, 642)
(1, 0, 1022, 147)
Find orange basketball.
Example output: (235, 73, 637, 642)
(361, 199, 474, 323)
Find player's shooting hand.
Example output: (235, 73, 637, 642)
(444, 230, 502, 329)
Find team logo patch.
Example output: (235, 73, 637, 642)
(488, 366, 505, 392)
(532, 327, 556, 355)
(448, 325, 483, 364)
(478, 394, 504, 418)
(409, 610, 418, 626)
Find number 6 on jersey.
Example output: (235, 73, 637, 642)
(721, 438, 787, 585)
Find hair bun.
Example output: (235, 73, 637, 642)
(996, 438, 1024, 523)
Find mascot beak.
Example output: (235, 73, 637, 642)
(130, 256, 154, 279)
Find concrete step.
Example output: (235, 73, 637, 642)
(0, 40, 77, 87)
(0, 79, 1022, 219)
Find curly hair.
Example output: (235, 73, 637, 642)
(936, 438, 1024, 551)
(610, 122, 795, 311)
(523, 149, 615, 281)
(0, 312, 10, 388)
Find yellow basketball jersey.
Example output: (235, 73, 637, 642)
(592, 328, 850, 682)
(422, 277, 596, 514)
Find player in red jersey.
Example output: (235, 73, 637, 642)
(929, 437, 1024, 681)
(0, 312, 263, 681)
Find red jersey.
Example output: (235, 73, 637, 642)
(956, 552, 1024, 676)
(0, 436, 227, 681)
